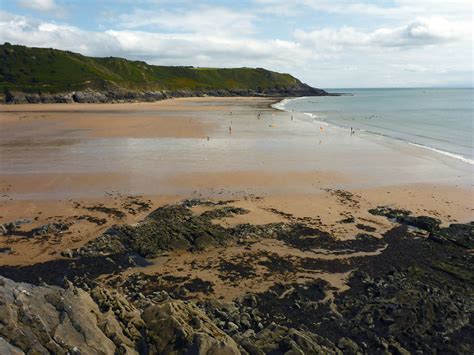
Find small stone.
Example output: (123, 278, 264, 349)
(227, 321, 239, 333)
(338, 337, 360, 354)
(61, 249, 74, 258)
(190, 315, 202, 329)
(242, 329, 255, 338)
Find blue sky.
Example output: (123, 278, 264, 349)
(1, 0, 472, 88)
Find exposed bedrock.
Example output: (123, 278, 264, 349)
(5, 84, 328, 104)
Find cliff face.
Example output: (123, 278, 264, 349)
(1, 43, 328, 103)
(5, 85, 327, 104)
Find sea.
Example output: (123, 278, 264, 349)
(275, 88, 474, 164)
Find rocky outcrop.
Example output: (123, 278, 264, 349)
(4, 83, 328, 104)
(0, 276, 138, 354)
(0, 276, 242, 355)
(0, 201, 473, 354)
(143, 301, 240, 354)
(76, 203, 254, 258)
(240, 323, 342, 354)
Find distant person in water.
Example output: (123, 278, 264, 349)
(229, 126, 232, 134)
(291, 115, 293, 121)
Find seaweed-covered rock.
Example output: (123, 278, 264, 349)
(369, 206, 441, 232)
(78, 204, 255, 258)
(429, 222, 474, 248)
(276, 223, 385, 253)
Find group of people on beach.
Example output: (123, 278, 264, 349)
(208, 111, 356, 140)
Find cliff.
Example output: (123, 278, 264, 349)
(0, 43, 328, 104)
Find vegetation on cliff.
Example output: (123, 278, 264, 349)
(0, 43, 322, 98)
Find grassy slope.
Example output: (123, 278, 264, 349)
(0, 43, 301, 94)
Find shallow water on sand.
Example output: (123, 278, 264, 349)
(280, 88, 474, 163)
(0, 98, 472, 199)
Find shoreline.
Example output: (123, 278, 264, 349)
(0, 98, 474, 263)
(272, 96, 474, 165)
(1, 96, 472, 266)
(1, 96, 471, 196)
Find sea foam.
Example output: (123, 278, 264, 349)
(408, 143, 474, 165)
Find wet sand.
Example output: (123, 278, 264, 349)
(1, 97, 473, 296)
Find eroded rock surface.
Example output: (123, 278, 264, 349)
(0, 277, 137, 354)
(0, 201, 472, 354)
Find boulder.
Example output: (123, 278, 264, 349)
(143, 300, 240, 355)
(240, 322, 342, 354)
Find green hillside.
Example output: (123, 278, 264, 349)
(0, 43, 307, 94)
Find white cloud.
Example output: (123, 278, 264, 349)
(255, 0, 473, 21)
(19, 0, 56, 11)
(294, 17, 471, 49)
(0, 5, 472, 88)
(117, 7, 256, 36)
(0, 11, 311, 70)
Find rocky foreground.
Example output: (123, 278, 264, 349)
(0, 199, 473, 354)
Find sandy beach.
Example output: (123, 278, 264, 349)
(1, 97, 473, 353)
(1, 97, 472, 266)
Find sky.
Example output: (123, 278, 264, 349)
(0, 0, 472, 88)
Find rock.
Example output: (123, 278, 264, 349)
(61, 249, 74, 258)
(242, 329, 256, 338)
(0, 337, 24, 355)
(0, 247, 13, 254)
(338, 337, 360, 354)
(0, 276, 137, 354)
(154, 290, 170, 302)
(389, 341, 411, 355)
(0, 224, 8, 235)
(77, 203, 258, 258)
(240, 313, 252, 329)
(73, 89, 108, 103)
(0, 222, 19, 235)
(89, 286, 144, 343)
(240, 323, 342, 354)
(189, 332, 240, 355)
(5, 82, 330, 105)
(30, 222, 70, 236)
(195, 234, 218, 250)
(369, 206, 441, 232)
(143, 300, 240, 354)
(227, 321, 240, 333)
